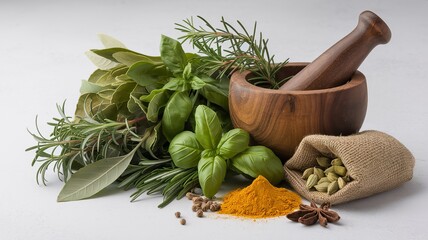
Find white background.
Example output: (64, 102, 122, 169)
(1, 0, 427, 239)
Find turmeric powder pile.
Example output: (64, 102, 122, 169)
(219, 175, 301, 218)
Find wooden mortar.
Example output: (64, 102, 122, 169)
(229, 11, 391, 160)
(229, 63, 367, 159)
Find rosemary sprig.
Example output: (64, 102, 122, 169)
(176, 16, 290, 88)
(26, 102, 146, 185)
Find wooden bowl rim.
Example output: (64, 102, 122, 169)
(230, 62, 366, 95)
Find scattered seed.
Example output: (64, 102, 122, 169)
(175, 211, 181, 218)
(186, 192, 199, 200)
(191, 205, 200, 212)
(180, 219, 186, 225)
(210, 202, 221, 212)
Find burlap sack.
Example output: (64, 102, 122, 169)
(284, 130, 415, 205)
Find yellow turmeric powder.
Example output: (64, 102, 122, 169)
(219, 175, 301, 218)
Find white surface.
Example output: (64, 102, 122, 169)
(1, 0, 427, 239)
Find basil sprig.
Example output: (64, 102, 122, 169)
(169, 105, 284, 198)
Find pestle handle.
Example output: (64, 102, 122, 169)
(279, 11, 391, 91)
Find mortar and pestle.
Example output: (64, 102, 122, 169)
(229, 11, 391, 159)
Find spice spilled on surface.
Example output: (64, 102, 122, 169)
(219, 175, 301, 218)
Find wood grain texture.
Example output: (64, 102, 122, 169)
(229, 63, 367, 160)
(279, 11, 391, 91)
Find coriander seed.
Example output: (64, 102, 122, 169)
(175, 211, 181, 218)
(180, 219, 186, 225)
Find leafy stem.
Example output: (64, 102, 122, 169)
(176, 16, 289, 88)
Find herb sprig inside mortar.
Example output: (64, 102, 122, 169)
(27, 17, 289, 207)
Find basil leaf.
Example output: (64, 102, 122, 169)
(162, 92, 192, 142)
(199, 83, 229, 110)
(231, 146, 284, 185)
(160, 35, 187, 73)
(183, 63, 192, 80)
(146, 89, 170, 122)
(127, 62, 163, 88)
(217, 128, 249, 159)
(111, 82, 136, 103)
(195, 105, 222, 149)
(198, 155, 227, 198)
(162, 77, 190, 92)
(190, 76, 206, 90)
(57, 144, 140, 202)
(169, 131, 203, 169)
(98, 34, 126, 48)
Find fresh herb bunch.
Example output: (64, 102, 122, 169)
(176, 16, 290, 88)
(28, 18, 288, 207)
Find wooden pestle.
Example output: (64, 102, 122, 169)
(279, 11, 391, 91)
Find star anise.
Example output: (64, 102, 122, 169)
(286, 200, 340, 227)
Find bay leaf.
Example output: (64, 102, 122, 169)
(57, 144, 140, 202)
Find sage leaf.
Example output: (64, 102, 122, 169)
(169, 131, 203, 169)
(195, 105, 222, 150)
(217, 128, 249, 159)
(98, 34, 126, 48)
(127, 85, 148, 113)
(88, 69, 108, 83)
(198, 155, 227, 198)
(162, 92, 192, 142)
(111, 82, 136, 103)
(231, 146, 284, 185)
(79, 80, 106, 94)
(86, 51, 119, 70)
(57, 144, 140, 202)
(160, 35, 187, 73)
(144, 122, 162, 157)
(91, 48, 145, 62)
(113, 52, 159, 66)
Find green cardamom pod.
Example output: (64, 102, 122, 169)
(338, 177, 347, 189)
(331, 158, 343, 166)
(327, 181, 339, 195)
(313, 167, 325, 179)
(333, 166, 347, 177)
(327, 172, 339, 182)
(343, 175, 352, 182)
(301, 168, 314, 179)
(306, 174, 319, 189)
(324, 166, 334, 174)
(314, 182, 330, 192)
(316, 157, 331, 168)
(317, 177, 330, 184)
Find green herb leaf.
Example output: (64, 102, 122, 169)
(195, 105, 222, 149)
(198, 155, 227, 198)
(162, 92, 192, 142)
(169, 131, 203, 168)
(145, 89, 170, 122)
(127, 62, 163, 88)
(57, 144, 141, 202)
(199, 83, 229, 110)
(113, 52, 159, 66)
(111, 82, 136, 103)
(190, 76, 206, 90)
(98, 34, 126, 48)
(231, 146, 284, 185)
(160, 35, 188, 73)
(162, 77, 190, 92)
(217, 128, 249, 159)
(86, 51, 119, 70)
(79, 80, 107, 94)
